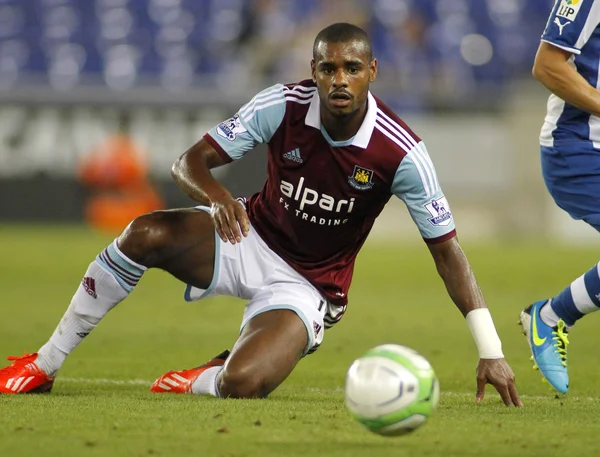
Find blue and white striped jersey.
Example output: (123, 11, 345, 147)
(540, 0, 600, 147)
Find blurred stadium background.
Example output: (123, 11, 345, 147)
(4, 3, 600, 455)
(0, 0, 594, 242)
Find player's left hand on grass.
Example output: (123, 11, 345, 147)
(475, 358, 522, 407)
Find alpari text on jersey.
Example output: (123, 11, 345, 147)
(279, 176, 355, 226)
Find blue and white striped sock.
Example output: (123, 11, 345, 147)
(542, 262, 600, 327)
(36, 240, 147, 376)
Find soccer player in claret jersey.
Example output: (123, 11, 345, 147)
(0, 23, 521, 405)
(520, 0, 600, 394)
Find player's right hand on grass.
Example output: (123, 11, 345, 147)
(210, 194, 250, 244)
(475, 358, 522, 407)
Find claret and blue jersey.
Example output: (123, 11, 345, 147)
(204, 80, 456, 305)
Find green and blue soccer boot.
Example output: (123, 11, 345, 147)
(520, 300, 569, 393)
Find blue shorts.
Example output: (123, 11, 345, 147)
(541, 144, 600, 231)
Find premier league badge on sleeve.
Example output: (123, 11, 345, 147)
(424, 196, 453, 226)
(348, 165, 374, 190)
(216, 114, 247, 141)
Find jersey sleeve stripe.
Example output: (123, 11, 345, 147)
(242, 90, 314, 122)
(286, 84, 317, 93)
(239, 89, 285, 117)
(283, 91, 314, 100)
(408, 146, 436, 197)
(414, 142, 440, 193)
(377, 110, 418, 147)
(376, 117, 438, 196)
(283, 87, 316, 98)
(375, 124, 431, 197)
(284, 96, 313, 104)
(242, 98, 287, 122)
(375, 119, 412, 150)
(240, 86, 282, 108)
(375, 114, 417, 149)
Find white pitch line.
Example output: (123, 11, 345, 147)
(58, 378, 598, 401)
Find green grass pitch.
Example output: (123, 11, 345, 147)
(1, 225, 599, 457)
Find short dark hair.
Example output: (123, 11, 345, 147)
(312, 23, 373, 61)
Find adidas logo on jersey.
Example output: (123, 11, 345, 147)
(283, 148, 303, 163)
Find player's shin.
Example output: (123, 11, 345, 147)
(542, 262, 600, 327)
(35, 241, 146, 376)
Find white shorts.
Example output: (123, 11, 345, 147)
(184, 206, 330, 355)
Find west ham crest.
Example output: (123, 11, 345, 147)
(348, 165, 374, 190)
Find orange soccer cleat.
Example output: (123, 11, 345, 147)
(0, 353, 54, 394)
(150, 350, 230, 394)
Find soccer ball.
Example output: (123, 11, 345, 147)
(344, 344, 440, 437)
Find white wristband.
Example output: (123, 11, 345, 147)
(465, 308, 504, 359)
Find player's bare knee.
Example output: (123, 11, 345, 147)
(218, 364, 269, 399)
(117, 212, 174, 266)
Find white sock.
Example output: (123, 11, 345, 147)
(191, 366, 223, 397)
(35, 341, 67, 377)
(540, 299, 564, 328)
(35, 241, 146, 377)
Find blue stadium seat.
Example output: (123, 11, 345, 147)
(0, 0, 560, 100)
